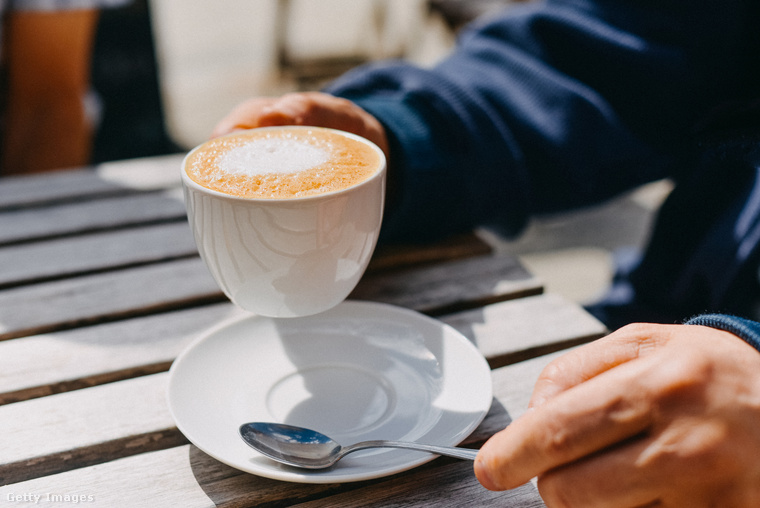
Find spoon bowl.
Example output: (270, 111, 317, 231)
(239, 422, 479, 469)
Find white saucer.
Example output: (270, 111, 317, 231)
(167, 301, 492, 483)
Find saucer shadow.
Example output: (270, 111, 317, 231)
(187, 395, 517, 506)
(187, 445, 340, 506)
(474, 396, 512, 441)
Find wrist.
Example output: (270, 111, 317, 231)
(685, 314, 760, 353)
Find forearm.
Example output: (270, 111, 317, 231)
(327, 0, 757, 243)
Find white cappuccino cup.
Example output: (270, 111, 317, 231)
(181, 126, 386, 317)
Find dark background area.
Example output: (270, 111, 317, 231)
(90, 0, 183, 164)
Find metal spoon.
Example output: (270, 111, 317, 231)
(239, 422, 479, 469)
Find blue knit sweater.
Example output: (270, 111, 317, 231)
(326, 0, 760, 329)
(687, 314, 760, 353)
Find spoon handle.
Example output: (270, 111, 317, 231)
(342, 440, 479, 461)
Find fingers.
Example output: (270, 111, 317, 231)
(210, 95, 312, 138)
(477, 325, 760, 505)
(475, 355, 657, 491)
(254, 93, 340, 128)
(536, 435, 662, 508)
(529, 323, 675, 409)
(210, 93, 389, 158)
(536, 402, 754, 507)
(210, 98, 270, 138)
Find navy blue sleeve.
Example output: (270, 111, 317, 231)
(325, 0, 756, 244)
(685, 314, 760, 353)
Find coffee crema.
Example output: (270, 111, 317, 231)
(184, 127, 381, 199)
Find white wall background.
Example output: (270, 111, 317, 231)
(149, 0, 454, 148)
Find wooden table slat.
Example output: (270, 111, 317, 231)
(0, 251, 541, 342)
(0, 222, 198, 288)
(0, 226, 490, 292)
(0, 170, 128, 209)
(0, 372, 176, 485)
(0, 303, 243, 405)
(0, 291, 590, 409)
(353, 253, 543, 316)
(0, 348, 568, 506)
(0, 257, 222, 341)
(442, 293, 606, 369)
(0, 155, 608, 507)
(369, 233, 492, 272)
(0, 296, 593, 487)
(290, 461, 546, 508)
(0, 154, 183, 209)
(0, 189, 187, 247)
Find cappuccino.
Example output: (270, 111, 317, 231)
(181, 125, 386, 317)
(184, 127, 382, 199)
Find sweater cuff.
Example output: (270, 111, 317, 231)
(685, 314, 760, 353)
(332, 95, 465, 244)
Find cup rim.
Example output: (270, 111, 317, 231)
(180, 126, 386, 202)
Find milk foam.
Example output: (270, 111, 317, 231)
(185, 127, 381, 199)
(218, 138, 330, 176)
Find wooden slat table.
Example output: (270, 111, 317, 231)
(0, 156, 607, 507)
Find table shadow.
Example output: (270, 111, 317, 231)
(187, 396, 532, 507)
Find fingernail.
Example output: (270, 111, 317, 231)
(474, 454, 500, 491)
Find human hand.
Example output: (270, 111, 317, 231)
(474, 323, 760, 507)
(211, 91, 389, 158)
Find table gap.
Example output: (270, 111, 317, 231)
(0, 294, 228, 342)
(0, 361, 174, 407)
(0, 216, 188, 249)
(486, 332, 604, 370)
(0, 252, 200, 291)
(0, 428, 189, 487)
(423, 286, 543, 317)
(0, 187, 172, 214)
(0, 295, 598, 408)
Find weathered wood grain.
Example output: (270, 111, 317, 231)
(0, 303, 245, 405)
(0, 155, 598, 507)
(0, 250, 539, 341)
(352, 253, 543, 316)
(0, 222, 198, 288)
(0, 257, 224, 341)
(0, 228, 489, 291)
(0, 169, 126, 210)
(0, 297, 589, 486)
(0, 189, 187, 246)
(0, 293, 594, 409)
(0, 154, 183, 209)
(441, 293, 606, 369)
(0, 373, 179, 485)
(0, 348, 567, 506)
(290, 461, 546, 508)
(369, 233, 492, 272)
